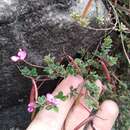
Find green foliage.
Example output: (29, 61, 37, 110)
(44, 54, 55, 65)
(43, 55, 79, 79)
(36, 95, 60, 112)
(95, 36, 118, 66)
(70, 12, 90, 27)
(74, 58, 88, 77)
(117, 22, 128, 32)
(85, 81, 98, 110)
(45, 105, 59, 112)
(43, 54, 66, 79)
(16, 31, 129, 129)
(96, 16, 105, 25)
(87, 71, 99, 80)
(101, 35, 112, 54)
(66, 64, 77, 76)
(85, 81, 99, 98)
(101, 80, 130, 130)
(85, 96, 98, 110)
(37, 96, 46, 107)
(44, 63, 66, 79)
(107, 2, 130, 128)
(20, 67, 38, 77)
(55, 91, 68, 101)
(106, 55, 118, 66)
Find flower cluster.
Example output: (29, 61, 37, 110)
(11, 49, 27, 62)
(46, 93, 60, 106)
(27, 102, 36, 113)
(27, 93, 60, 113)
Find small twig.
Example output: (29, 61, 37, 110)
(107, 0, 130, 65)
(74, 115, 95, 130)
(81, 0, 94, 18)
(120, 30, 130, 64)
(23, 60, 44, 68)
(112, 73, 127, 88)
(116, 4, 130, 15)
(86, 26, 115, 31)
(37, 78, 50, 89)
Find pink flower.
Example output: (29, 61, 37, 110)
(11, 49, 27, 62)
(27, 102, 36, 113)
(46, 93, 60, 106)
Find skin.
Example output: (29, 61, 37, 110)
(27, 75, 119, 130)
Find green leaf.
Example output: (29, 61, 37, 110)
(43, 54, 55, 65)
(20, 67, 38, 77)
(44, 66, 54, 75)
(52, 106, 59, 112)
(106, 56, 118, 66)
(45, 105, 59, 112)
(85, 97, 98, 109)
(55, 91, 68, 101)
(85, 81, 99, 98)
(37, 96, 46, 104)
(45, 105, 53, 110)
(66, 64, 76, 75)
(31, 68, 38, 76)
(88, 71, 99, 80)
(103, 36, 112, 49)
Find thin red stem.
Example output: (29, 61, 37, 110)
(74, 116, 94, 130)
(66, 55, 81, 74)
(99, 60, 111, 82)
(31, 78, 38, 101)
(80, 102, 91, 113)
(29, 85, 35, 102)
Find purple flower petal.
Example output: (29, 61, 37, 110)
(46, 93, 60, 106)
(11, 56, 20, 62)
(53, 99, 60, 106)
(46, 93, 54, 102)
(27, 102, 36, 113)
(17, 49, 27, 60)
(28, 102, 36, 107)
(27, 107, 34, 113)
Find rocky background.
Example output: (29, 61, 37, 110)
(0, 0, 109, 129)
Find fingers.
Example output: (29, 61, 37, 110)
(65, 87, 91, 130)
(27, 75, 84, 130)
(87, 100, 119, 130)
(65, 79, 104, 130)
(65, 80, 119, 130)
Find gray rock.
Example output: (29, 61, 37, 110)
(0, 0, 110, 129)
(0, 104, 30, 130)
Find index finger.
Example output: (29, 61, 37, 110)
(27, 75, 84, 130)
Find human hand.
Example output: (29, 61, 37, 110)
(27, 75, 119, 130)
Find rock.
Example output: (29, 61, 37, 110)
(0, 0, 110, 129)
(0, 104, 30, 130)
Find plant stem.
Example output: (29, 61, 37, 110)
(81, 0, 93, 18)
(120, 30, 130, 65)
(108, 0, 130, 65)
(23, 60, 44, 68)
(31, 78, 38, 101)
(99, 59, 111, 82)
